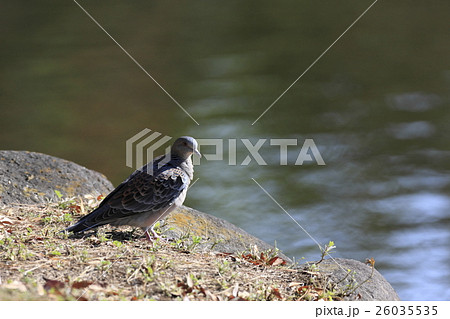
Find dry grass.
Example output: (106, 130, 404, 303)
(0, 196, 348, 301)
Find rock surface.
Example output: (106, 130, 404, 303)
(0, 150, 113, 206)
(306, 258, 400, 301)
(163, 205, 290, 261)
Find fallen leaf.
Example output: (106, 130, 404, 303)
(0, 215, 13, 226)
(204, 289, 219, 301)
(271, 287, 282, 299)
(232, 283, 239, 297)
(186, 275, 193, 288)
(43, 278, 65, 294)
(71, 281, 93, 289)
(68, 205, 82, 214)
(313, 287, 324, 294)
(268, 256, 286, 266)
(228, 296, 248, 301)
(260, 252, 266, 261)
(177, 281, 193, 294)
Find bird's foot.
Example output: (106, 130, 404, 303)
(151, 228, 163, 240)
(144, 229, 165, 243)
(144, 230, 154, 243)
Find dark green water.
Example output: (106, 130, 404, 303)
(1, 1, 449, 300)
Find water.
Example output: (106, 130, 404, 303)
(1, 1, 449, 300)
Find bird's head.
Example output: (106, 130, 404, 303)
(171, 136, 201, 160)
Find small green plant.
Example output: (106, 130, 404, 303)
(54, 190, 77, 209)
(98, 260, 112, 272)
(49, 250, 62, 256)
(112, 240, 123, 248)
(98, 234, 109, 243)
(217, 260, 231, 276)
(318, 240, 336, 264)
(54, 190, 63, 200)
(188, 273, 200, 286)
(189, 235, 203, 250)
(78, 249, 89, 263)
(341, 257, 376, 296)
(171, 232, 204, 252)
(319, 288, 339, 301)
(62, 213, 73, 222)
(307, 262, 319, 272)
(141, 256, 156, 282)
(209, 238, 224, 250)
(41, 216, 53, 225)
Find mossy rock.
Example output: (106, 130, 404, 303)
(0, 150, 113, 205)
(163, 205, 291, 261)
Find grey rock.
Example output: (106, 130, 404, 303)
(301, 258, 400, 301)
(162, 205, 292, 262)
(0, 150, 113, 206)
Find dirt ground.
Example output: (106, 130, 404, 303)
(0, 197, 351, 301)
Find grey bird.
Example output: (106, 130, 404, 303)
(65, 136, 201, 241)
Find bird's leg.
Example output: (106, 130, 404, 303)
(150, 225, 162, 240)
(143, 225, 164, 243)
(144, 229, 153, 243)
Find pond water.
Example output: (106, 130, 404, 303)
(1, 1, 449, 300)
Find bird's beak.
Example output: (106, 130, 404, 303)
(194, 148, 202, 157)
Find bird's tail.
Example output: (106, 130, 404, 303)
(64, 220, 97, 233)
(64, 205, 110, 233)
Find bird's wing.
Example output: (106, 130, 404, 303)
(108, 166, 188, 213)
(66, 162, 189, 232)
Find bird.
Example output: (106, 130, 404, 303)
(64, 136, 201, 242)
